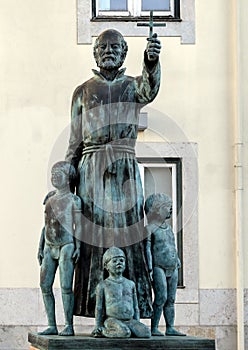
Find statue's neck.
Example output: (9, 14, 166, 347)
(99, 68, 119, 81)
(55, 187, 70, 196)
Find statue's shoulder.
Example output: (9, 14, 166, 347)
(123, 277, 135, 288)
(43, 190, 56, 205)
(145, 223, 157, 236)
(123, 74, 135, 81)
(71, 193, 82, 207)
(72, 76, 98, 96)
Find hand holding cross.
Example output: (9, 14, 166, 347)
(138, 11, 165, 61)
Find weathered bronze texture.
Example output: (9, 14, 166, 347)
(91, 247, 151, 338)
(145, 193, 186, 336)
(65, 29, 161, 318)
(37, 162, 81, 336)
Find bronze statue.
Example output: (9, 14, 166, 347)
(37, 161, 81, 336)
(66, 29, 161, 317)
(145, 193, 186, 336)
(92, 247, 151, 338)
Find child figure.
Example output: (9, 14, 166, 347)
(92, 247, 151, 338)
(145, 193, 185, 337)
(37, 161, 82, 336)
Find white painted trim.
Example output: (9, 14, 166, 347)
(234, 0, 245, 348)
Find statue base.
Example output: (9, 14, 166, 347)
(28, 332, 215, 350)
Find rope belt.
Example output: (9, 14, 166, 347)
(82, 144, 136, 174)
(82, 144, 135, 156)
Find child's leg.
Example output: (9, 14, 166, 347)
(103, 318, 131, 338)
(59, 243, 75, 336)
(126, 319, 151, 338)
(151, 266, 167, 336)
(164, 269, 185, 336)
(39, 246, 58, 335)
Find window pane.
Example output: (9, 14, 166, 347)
(144, 166, 173, 227)
(99, 0, 127, 11)
(142, 0, 170, 11)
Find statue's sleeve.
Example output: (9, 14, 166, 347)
(134, 51, 161, 104)
(65, 85, 83, 170)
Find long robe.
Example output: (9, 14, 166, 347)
(66, 53, 160, 317)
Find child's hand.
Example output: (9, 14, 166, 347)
(37, 249, 44, 266)
(91, 327, 104, 338)
(72, 248, 80, 264)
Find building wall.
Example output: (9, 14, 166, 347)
(0, 0, 247, 349)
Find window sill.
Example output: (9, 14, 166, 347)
(91, 16, 182, 23)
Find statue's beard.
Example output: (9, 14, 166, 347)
(96, 55, 124, 70)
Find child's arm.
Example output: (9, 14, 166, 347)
(38, 191, 55, 265)
(145, 225, 153, 281)
(133, 282, 140, 321)
(72, 195, 82, 264)
(37, 227, 45, 266)
(92, 282, 105, 337)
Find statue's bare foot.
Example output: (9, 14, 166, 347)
(59, 325, 74, 336)
(166, 327, 186, 336)
(38, 326, 58, 335)
(151, 328, 164, 336)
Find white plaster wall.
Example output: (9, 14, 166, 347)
(239, 0, 248, 287)
(0, 0, 238, 293)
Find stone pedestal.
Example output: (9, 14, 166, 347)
(28, 332, 215, 350)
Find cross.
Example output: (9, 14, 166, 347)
(137, 10, 166, 40)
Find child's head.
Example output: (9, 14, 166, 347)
(103, 247, 126, 274)
(51, 161, 76, 189)
(144, 193, 172, 222)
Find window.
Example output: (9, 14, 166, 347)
(94, 0, 179, 19)
(77, 0, 195, 44)
(138, 157, 184, 287)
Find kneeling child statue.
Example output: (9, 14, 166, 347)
(92, 247, 151, 338)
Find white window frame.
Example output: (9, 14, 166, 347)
(77, 0, 195, 44)
(139, 162, 178, 234)
(96, 0, 174, 18)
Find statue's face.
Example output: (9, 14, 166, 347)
(106, 256, 126, 276)
(51, 168, 68, 189)
(94, 32, 125, 70)
(159, 201, 173, 221)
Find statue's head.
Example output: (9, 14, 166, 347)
(103, 246, 126, 269)
(51, 161, 76, 189)
(144, 193, 173, 222)
(94, 29, 128, 70)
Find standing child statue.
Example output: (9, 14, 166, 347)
(145, 193, 186, 337)
(37, 161, 82, 336)
(92, 247, 151, 338)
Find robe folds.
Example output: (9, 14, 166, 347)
(66, 53, 160, 317)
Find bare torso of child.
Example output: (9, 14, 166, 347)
(151, 224, 178, 270)
(103, 277, 135, 321)
(44, 193, 77, 247)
